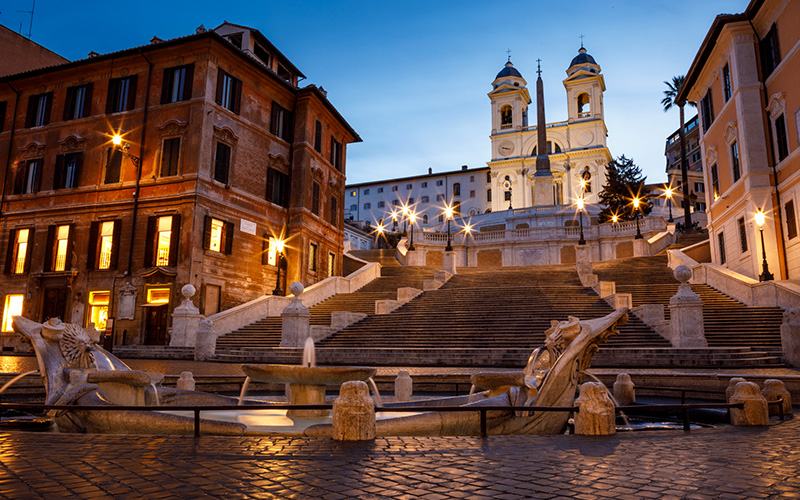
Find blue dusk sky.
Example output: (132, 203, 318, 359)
(2, 0, 746, 185)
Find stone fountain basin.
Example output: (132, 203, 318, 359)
(241, 364, 376, 386)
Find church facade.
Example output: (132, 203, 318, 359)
(487, 47, 612, 212)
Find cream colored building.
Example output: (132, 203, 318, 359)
(487, 47, 612, 211)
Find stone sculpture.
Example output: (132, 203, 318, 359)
(574, 381, 616, 436)
(729, 381, 769, 426)
(332, 380, 376, 441)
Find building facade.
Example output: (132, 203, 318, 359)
(664, 114, 707, 215)
(0, 24, 68, 77)
(678, 0, 799, 280)
(0, 23, 359, 350)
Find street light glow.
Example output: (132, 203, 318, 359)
(612, 214, 619, 224)
(633, 197, 640, 209)
(755, 210, 766, 228)
(576, 196, 585, 210)
(408, 211, 417, 224)
(664, 186, 674, 199)
(112, 134, 122, 146)
(443, 204, 454, 220)
(274, 238, 285, 253)
(463, 223, 472, 235)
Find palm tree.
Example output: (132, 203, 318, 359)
(662, 75, 696, 232)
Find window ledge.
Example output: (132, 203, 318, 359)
(204, 250, 227, 260)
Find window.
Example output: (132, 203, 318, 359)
(711, 164, 719, 200)
(1, 294, 23, 332)
(106, 76, 137, 113)
(775, 114, 789, 162)
(487, 188, 492, 202)
(692, 151, 702, 163)
(63, 84, 92, 120)
(737, 217, 748, 253)
(700, 90, 715, 132)
(154, 137, 180, 178)
(204, 216, 234, 255)
(377, 201, 385, 208)
(406, 184, 413, 190)
(270, 101, 293, 142)
(45, 224, 72, 272)
(421, 196, 429, 203)
(263, 236, 279, 266)
(438, 214, 444, 223)
(161, 64, 193, 104)
(266, 168, 288, 207)
(215, 70, 242, 114)
(577, 93, 590, 114)
(350, 190, 356, 197)
(504, 190, 511, 201)
(470, 190, 475, 198)
(421, 182, 428, 188)
(330, 138, 343, 171)
(88, 291, 110, 330)
(718, 232, 727, 265)
(392, 200, 400, 206)
(5, 228, 33, 274)
(53, 152, 82, 189)
(422, 215, 428, 224)
(0, 101, 7, 132)
(377, 187, 383, 193)
(105, 148, 122, 184)
(730, 141, 741, 182)
(453, 183, 461, 196)
(436, 180, 443, 186)
(722, 64, 732, 102)
(486, 172, 491, 183)
(695, 202, 707, 211)
(145, 214, 180, 267)
(88, 220, 120, 270)
(314, 120, 323, 153)
(25, 92, 52, 127)
(363, 202, 371, 210)
(695, 182, 705, 193)
(328, 252, 335, 277)
(308, 242, 318, 272)
(214, 142, 231, 184)
(13, 159, 42, 194)
(500, 105, 512, 128)
(311, 182, 321, 215)
(350, 204, 357, 211)
(786, 200, 798, 240)
(363, 188, 370, 195)
(759, 23, 781, 79)
(408, 198, 414, 204)
(147, 288, 170, 304)
(330, 196, 338, 224)
(436, 194, 444, 201)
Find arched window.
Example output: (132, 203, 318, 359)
(453, 183, 461, 196)
(423, 214, 429, 224)
(500, 105, 512, 128)
(532, 141, 562, 155)
(577, 93, 591, 115)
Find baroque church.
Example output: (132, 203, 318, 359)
(487, 46, 612, 212)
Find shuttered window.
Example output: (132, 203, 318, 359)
(106, 76, 137, 113)
(215, 70, 242, 114)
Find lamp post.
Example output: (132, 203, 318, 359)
(376, 221, 386, 249)
(755, 210, 774, 282)
(401, 205, 409, 234)
(633, 196, 643, 239)
(390, 210, 398, 232)
(576, 196, 586, 245)
(463, 223, 472, 267)
(664, 186, 674, 223)
(444, 204, 454, 252)
(407, 211, 416, 251)
(112, 134, 141, 168)
(272, 238, 285, 296)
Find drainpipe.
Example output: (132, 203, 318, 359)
(748, 19, 788, 279)
(125, 50, 153, 276)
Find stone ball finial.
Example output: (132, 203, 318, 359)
(673, 265, 692, 284)
(289, 282, 304, 297)
(181, 284, 196, 299)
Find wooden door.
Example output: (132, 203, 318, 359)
(42, 287, 68, 322)
(144, 305, 169, 345)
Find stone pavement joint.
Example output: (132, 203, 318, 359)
(0, 415, 798, 499)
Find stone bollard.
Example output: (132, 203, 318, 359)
(394, 370, 413, 401)
(332, 380, 376, 441)
(442, 251, 457, 275)
(726, 377, 747, 403)
(780, 308, 800, 367)
(761, 379, 792, 417)
(613, 373, 635, 406)
(170, 284, 203, 347)
(281, 283, 310, 347)
(574, 382, 616, 436)
(669, 265, 708, 347)
(177, 371, 196, 391)
(730, 381, 769, 426)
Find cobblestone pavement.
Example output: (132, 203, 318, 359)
(0, 416, 798, 499)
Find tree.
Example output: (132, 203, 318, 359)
(662, 75, 697, 233)
(598, 155, 652, 223)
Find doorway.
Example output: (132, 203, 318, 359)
(42, 287, 68, 322)
(144, 305, 169, 345)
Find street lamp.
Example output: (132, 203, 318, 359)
(272, 238, 286, 296)
(111, 134, 141, 168)
(444, 204, 454, 252)
(755, 210, 774, 282)
(375, 220, 386, 249)
(633, 196, 643, 239)
(400, 205, 409, 234)
(462, 223, 472, 267)
(576, 196, 586, 245)
(407, 211, 416, 251)
(390, 210, 399, 232)
(664, 186, 675, 223)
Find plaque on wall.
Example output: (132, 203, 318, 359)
(117, 282, 138, 320)
(240, 219, 257, 235)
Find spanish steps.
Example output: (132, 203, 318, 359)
(214, 241, 784, 368)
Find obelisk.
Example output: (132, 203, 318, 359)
(533, 59, 555, 206)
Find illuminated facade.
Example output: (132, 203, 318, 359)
(0, 23, 359, 350)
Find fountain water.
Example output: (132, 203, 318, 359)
(302, 337, 316, 367)
(0, 370, 40, 396)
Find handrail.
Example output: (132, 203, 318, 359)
(2, 399, 776, 437)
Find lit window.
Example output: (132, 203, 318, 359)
(11, 229, 29, 274)
(88, 291, 110, 330)
(209, 218, 224, 252)
(54, 225, 70, 272)
(2, 294, 23, 332)
(328, 252, 335, 277)
(147, 288, 170, 304)
(156, 216, 172, 266)
(98, 222, 114, 269)
(309, 242, 318, 272)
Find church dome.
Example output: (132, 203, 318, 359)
(496, 61, 523, 80)
(570, 47, 596, 67)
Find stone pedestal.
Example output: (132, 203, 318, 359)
(633, 237, 648, 257)
(170, 285, 203, 347)
(613, 373, 635, 406)
(332, 380, 376, 440)
(177, 371, 196, 391)
(730, 381, 769, 426)
(194, 319, 215, 361)
(574, 382, 616, 436)
(726, 377, 747, 403)
(761, 379, 792, 416)
(575, 245, 593, 277)
(281, 283, 310, 347)
(780, 308, 800, 367)
(394, 370, 413, 401)
(442, 251, 457, 275)
(533, 176, 554, 206)
(669, 265, 707, 347)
